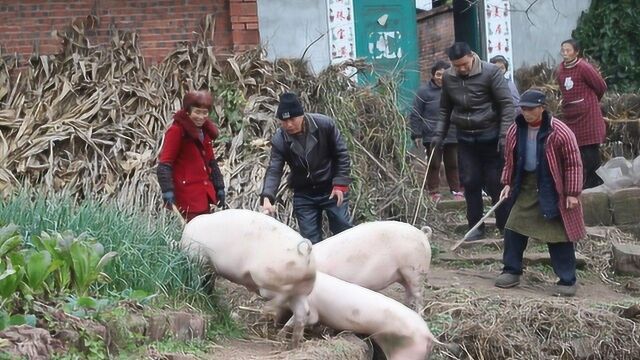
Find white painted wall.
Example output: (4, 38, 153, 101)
(256, 0, 330, 74)
(510, 0, 591, 68)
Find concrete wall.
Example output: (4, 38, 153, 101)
(257, 0, 330, 75)
(510, 0, 591, 68)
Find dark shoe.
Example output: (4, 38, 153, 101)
(495, 273, 520, 288)
(553, 283, 577, 297)
(465, 228, 485, 241)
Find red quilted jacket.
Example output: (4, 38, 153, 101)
(556, 59, 607, 146)
(158, 110, 219, 213)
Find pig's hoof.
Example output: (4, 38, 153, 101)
(276, 328, 289, 342)
(261, 307, 277, 321)
(288, 334, 302, 349)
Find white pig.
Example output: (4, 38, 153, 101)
(313, 221, 432, 311)
(179, 209, 316, 347)
(279, 272, 440, 360)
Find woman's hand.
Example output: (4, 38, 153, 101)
(566, 196, 579, 210)
(499, 185, 511, 201)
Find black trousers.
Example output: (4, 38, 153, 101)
(580, 144, 603, 189)
(458, 141, 510, 231)
(502, 229, 577, 285)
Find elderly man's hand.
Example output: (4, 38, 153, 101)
(430, 136, 443, 150)
(329, 186, 347, 207)
(261, 198, 276, 215)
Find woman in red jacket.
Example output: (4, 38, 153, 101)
(555, 39, 607, 189)
(157, 91, 225, 222)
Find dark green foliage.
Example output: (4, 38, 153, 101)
(573, 0, 640, 91)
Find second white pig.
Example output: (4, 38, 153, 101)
(279, 272, 440, 360)
(313, 221, 432, 311)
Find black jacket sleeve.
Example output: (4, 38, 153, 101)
(409, 88, 426, 140)
(435, 76, 452, 140)
(156, 163, 174, 194)
(209, 159, 225, 192)
(489, 67, 516, 140)
(260, 135, 285, 203)
(329, 121, 351, 186)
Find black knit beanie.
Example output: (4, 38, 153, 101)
(276, 92, 304, 120)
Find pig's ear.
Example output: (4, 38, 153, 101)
(421, 226, 433, 240)
(297, 239, 313, 256)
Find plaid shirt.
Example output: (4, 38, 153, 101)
(556, 59, 607, 146)
(502, 116, 586, 241)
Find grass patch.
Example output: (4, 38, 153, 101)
(0, 189, 241, 337)
(139, 339, 213, 358)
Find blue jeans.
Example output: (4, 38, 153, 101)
(502, 229, 576, 285)
(293, 191, 353, 244)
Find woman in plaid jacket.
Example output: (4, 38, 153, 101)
(556, 39, 607, 189)
(495, 89, 585, 297)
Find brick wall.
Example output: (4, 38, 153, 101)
(229, 0, 259, 50)
(0, 0, 260, 65)
(416, 5, 455, 83)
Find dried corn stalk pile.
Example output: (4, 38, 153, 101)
(0, 18, 432, 228)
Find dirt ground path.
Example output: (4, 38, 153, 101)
(203, 259, 636, 359)
(426, 266, 631, 304)
(201, 191, 637, 359)
(205, 338, 280, 359)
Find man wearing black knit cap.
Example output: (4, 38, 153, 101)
(260, 92, 353, 243)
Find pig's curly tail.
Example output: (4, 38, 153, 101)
(420, 226, 433, 239)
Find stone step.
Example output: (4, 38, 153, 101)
(435, 198, 466, 212)
(612, 243, 640, 276)
(435, 197, 492, 212)
(437, 251, 588, 268)
(454, 237, 503, 249)
(447, 218, 497, 234)
(585, 226, 640, 241)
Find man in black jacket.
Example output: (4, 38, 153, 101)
(260, 92, 353, 243)
(433, 42, 516, 240)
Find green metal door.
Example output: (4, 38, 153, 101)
(453, 0, 483, 58)
(353, 0, 419, 110)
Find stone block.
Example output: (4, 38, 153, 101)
(610, 187, 640, 225)
(581, 190, 612, 226)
